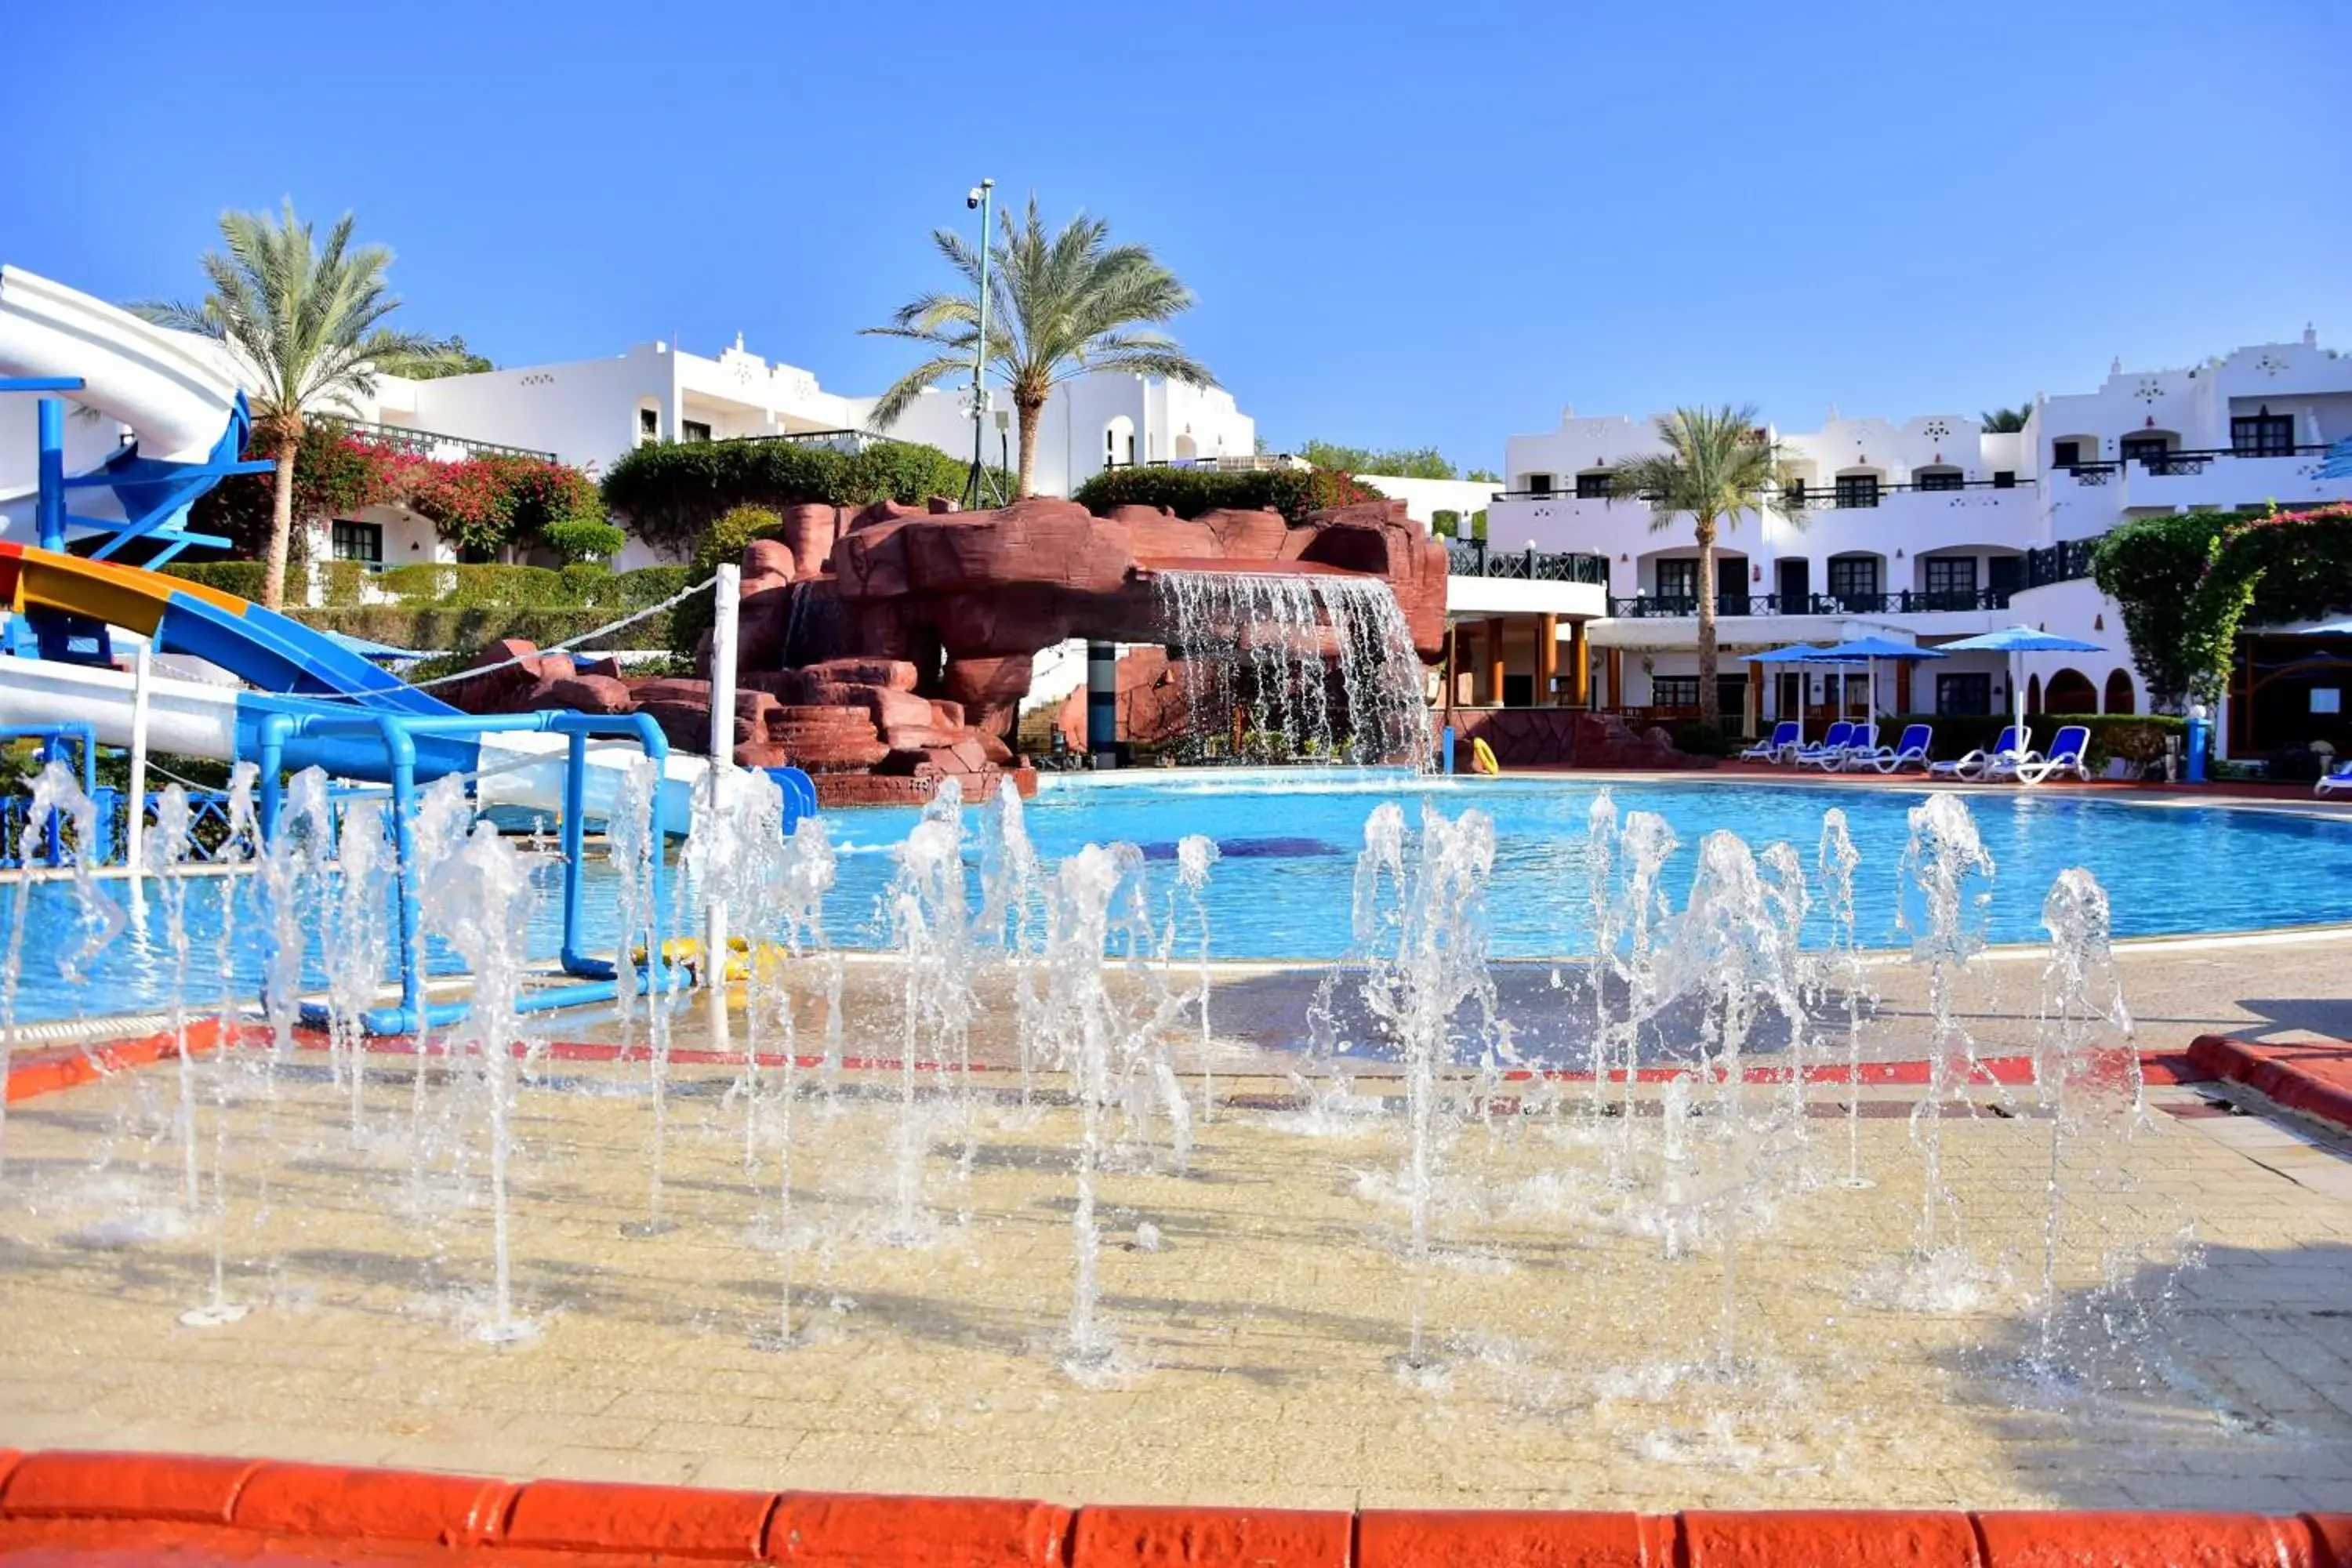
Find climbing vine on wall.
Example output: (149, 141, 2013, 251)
(2092, 502, 2352, 709)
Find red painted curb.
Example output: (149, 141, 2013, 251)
(2188, 1033, 2352, 1133)
(1682, 1509, 1982, 1567)
(503, 1476, 776, 1559)
(0, 1450, 263, 1524)
(1070, 1504, 1351, 1568)
(1, 1454, 2348, 1566)
(233, 1461, 516, 1548)
(1357, 1508, 1671, 1566)
(1975, 1509, 2328, 1566)
(2309, 1513, 2352, 1568)
(767, 1492, 1073, 1564)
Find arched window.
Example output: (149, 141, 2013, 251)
(2103, 670, 2136, 714)
(1913, 464, 1963, 492)
(1103, 416, 1137, 468)
(2044, 668, 2098, 713)
(2026, 673, 2043, 713)
(1174, 434, 1198, 462)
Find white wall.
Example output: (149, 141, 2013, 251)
(1359, 474, 1498, 526)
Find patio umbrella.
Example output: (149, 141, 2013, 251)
(1744, 644, 1828, 738)
(1802, 635, 1947, 731)
(1933, 625, 2104, 752)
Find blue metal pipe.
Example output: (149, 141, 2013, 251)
(35, 399, 66, 552)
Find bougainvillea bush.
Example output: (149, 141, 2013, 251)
(188, 419, 606, 564)
(2093, 502, 2352, 707)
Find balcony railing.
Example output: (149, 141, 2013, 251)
(1606, 587, 2018, 619)
(343, 420, 556, 463)
(2024, 537, 2096, 587)
(726, 428, 875, 450)
(1446, 543, 1610, 583)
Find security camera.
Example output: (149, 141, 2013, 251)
(966, 189, 982, 210)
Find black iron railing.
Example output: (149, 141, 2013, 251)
(2024, 537, 2097, 587)
(1446, 543, 1610, 583)
(727, 428, 874, 448)
(1606, 587, 2022, 619)
(344, 421, 556, 463)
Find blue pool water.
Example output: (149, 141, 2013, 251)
(5, 770, 2350, 1024)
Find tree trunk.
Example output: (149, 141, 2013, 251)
(1695, 514, 1719, 730)
(263, 428, 300, 612)
(1014, 394, 1044, 500)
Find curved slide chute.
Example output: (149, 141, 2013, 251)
(0, 542, 716, 829)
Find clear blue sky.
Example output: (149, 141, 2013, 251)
(5, 0, 2347, 473)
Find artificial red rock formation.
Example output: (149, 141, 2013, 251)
(444, 493, 1472, 803)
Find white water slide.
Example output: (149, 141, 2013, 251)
(0, 266, 731, 829)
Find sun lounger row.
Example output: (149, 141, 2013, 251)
(1744, 722, 2093, 784)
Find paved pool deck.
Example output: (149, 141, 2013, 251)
(2, 1037, 2349, 1514)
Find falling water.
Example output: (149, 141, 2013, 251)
(1759, 842, 1812, 1140)
(884, 779, 976, 1243)
(146, 786, 201, 1209)
(0, 761, 124, 1179)
(260, 769, 332, 1061)
(752, 813, 837, 1349)
(406, 775, 474, 1207)
(1153, 570, 1428, 765)
(182, 766, 258, 1328)
(1044, 842, 1128, 1376)
(1355, 801, 1497, 1372)
(423, 820, 540, 1344)
(1583, 789, 1618, 1113)
(1817, 810, 1872, 1188)
(329, 799, 391, 1131)
(1607, 811, 1680, 1178)
(1651, 831, 1809, 1374)
(2032, 868, 2134, 1371)
(978, 776, 1044, 1106)
(1899, 793, 1996, 1264)
(1176, 835, 1220, 1120)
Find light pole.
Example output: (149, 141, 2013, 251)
(965, 177, 996, 510)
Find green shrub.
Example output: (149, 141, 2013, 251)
(294, 604, 673, 657)
(376, 562, 571, 608)
(1070, 466, 1386, 527)
(543, 520, 628, 564)
(598, 437, 996, 556)
(162, 561, 270, 601)
(1431, 510, 1460, 539)
(1671, 721, 1734, 757)
(613, 565, 694, 608)
(693, 506, 786, 574)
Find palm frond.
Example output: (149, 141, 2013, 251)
(867, 354, 983, 431)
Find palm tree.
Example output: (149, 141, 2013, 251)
(1611, 406, 1806, 731)
(136, 201, 456, 609)
(1979, 405, 2032, 434)
(864, 196, 1216, 499)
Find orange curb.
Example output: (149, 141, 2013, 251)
(1070, 1504, 1351, 1567)
(2187, 1033, 2352, 1133)
(0, 1452, 2349, 1568)
(1, 1015, 245, 1104)
(1356, 1508, 1671, 1566)
(1974, 1509, 2328, 1566)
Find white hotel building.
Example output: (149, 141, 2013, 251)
(325, 336, 1258, 572)
(1448, 329, 2352, 760)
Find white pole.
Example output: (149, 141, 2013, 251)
(125, 640, 153, 913)
(705, 565, 740, 1052)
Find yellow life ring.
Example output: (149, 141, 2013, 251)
(1469, 736, 1501, 776)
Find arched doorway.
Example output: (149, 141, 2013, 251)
(2103, 670, 2136, 714)
(2045, 667, 2097, 713)
(2026, 673, 2042, 713)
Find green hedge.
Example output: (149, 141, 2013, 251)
(292, 604, 673, 656)
(1069, 466, 1386, 526)
(599, 437, 1007, 556)
(162, 561, 270, 600)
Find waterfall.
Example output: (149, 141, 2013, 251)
(1152, 570, 1427, 766)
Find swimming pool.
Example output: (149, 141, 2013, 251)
(5, 770, 2348, 1024)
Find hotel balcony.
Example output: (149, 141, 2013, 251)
(344, 419, 557, 464)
